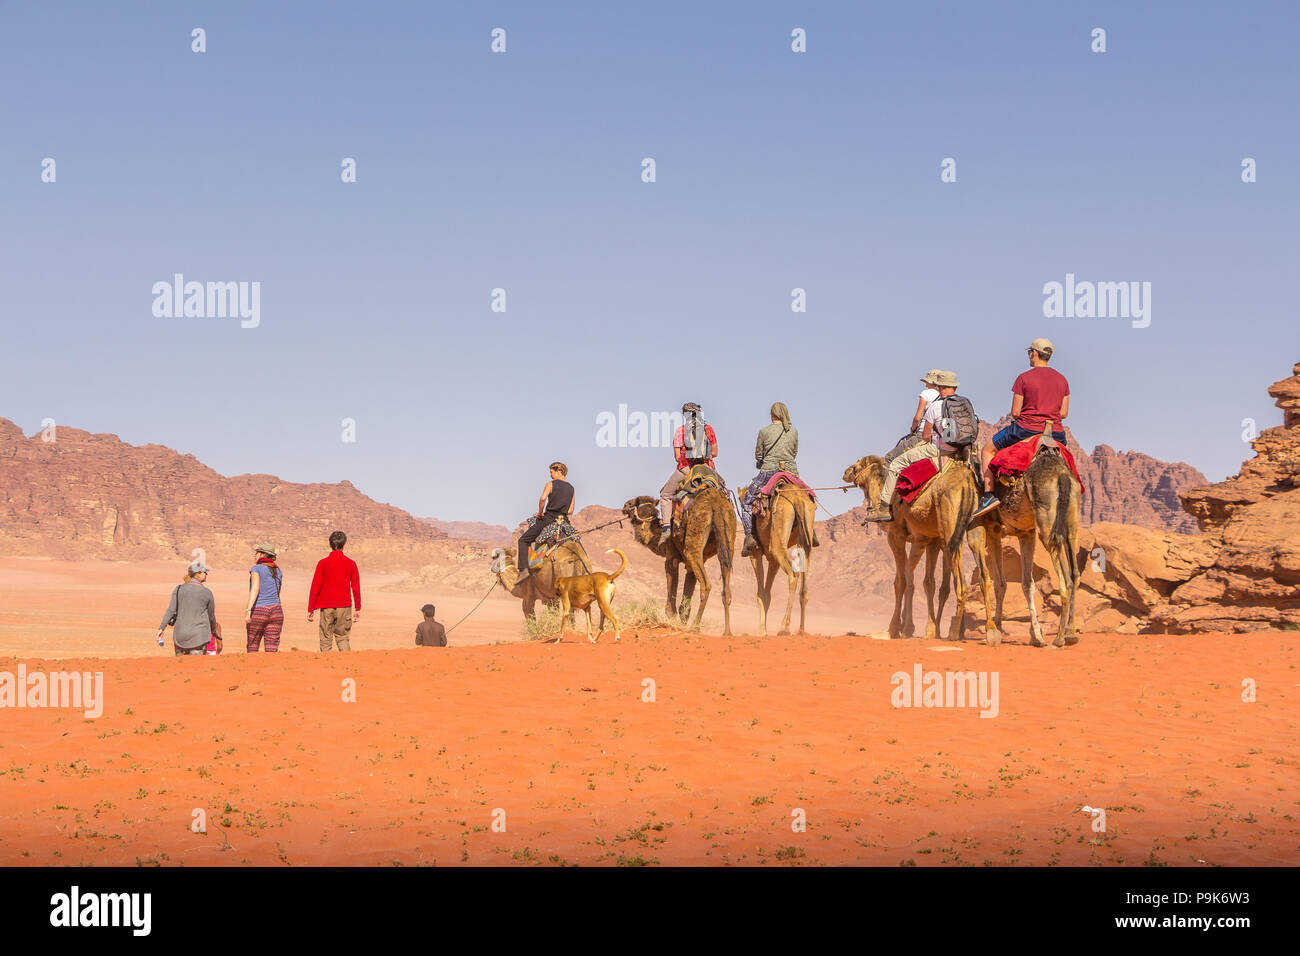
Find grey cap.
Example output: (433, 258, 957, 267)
(188, 559, 207, 575)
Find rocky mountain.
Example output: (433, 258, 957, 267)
(1070, 362, 1300, 633)
(421, 517, 511, 541)
(0, 418, 446, 571)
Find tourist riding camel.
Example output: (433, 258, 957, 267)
(884, 370, 943, 463)
(741, 402, 800, 557)
(863, 370, 974, 522)
(658, 402, 719, 546)
(516, 462, 576, 579)
(974, 337, 1070, 518)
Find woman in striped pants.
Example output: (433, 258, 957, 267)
(245, 541, 285, 652)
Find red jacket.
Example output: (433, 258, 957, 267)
(308, 550, 361, 612)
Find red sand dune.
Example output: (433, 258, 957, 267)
(1, 626, 1294, 866)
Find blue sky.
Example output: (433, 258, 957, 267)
(3, 1, 1297, 526)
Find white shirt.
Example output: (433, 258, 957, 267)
(912, 388, 940, 434)
(923, 396, 956, 454)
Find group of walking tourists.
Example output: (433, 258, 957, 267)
(157, 338, 1071, 652)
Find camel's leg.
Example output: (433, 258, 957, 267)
(664, 558, 679, 619)
(762, 556, 781, 636)
(684, 548, 712, 631)
(681, 570, 697, 623)
(886, 531, 909, 639)
(555, 595, 570, 643)
(751, 552, 769, 636)
(720, 541, 734, 638)
(1053, 538, 1079, 647)
(523, 596, 537, 620)
(772, 510, 798, 636)
(922, 543, 940, 640)
(1021, 535, 1045, 647)
(944, 532, 967, 642)
(989, 525, 1006, 634)
(797, 511, 810, 634)
(901, 540, 925, 638)
(966, 526, 1001, 646)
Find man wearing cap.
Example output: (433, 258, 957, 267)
(156, 560, 218, 656)
(864, 370, 961, 522)
(973, 338, 1070, 518)
(884, 370, 943, 463)
(308, 530, 362, 651)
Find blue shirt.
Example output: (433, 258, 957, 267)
(250, 564, 283, 608)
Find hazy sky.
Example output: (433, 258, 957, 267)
(3, 1, 1297, 526)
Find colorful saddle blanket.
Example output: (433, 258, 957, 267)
(990, 435, 1085, 494)
(897, 458, 940, 503)
(524, 515, 579, 569)
(758, 470, 816, 499)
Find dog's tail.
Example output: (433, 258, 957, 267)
(604, 548, 628, 581)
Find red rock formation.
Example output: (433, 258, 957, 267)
(0, 418, 444, 571)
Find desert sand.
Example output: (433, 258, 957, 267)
(0, 559, 1295, 866)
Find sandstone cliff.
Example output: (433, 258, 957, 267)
(0, 419, 445, 571)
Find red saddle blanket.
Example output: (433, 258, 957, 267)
(897, 458, 940, 503)
(759, 471, 816, 498)
(990, 435, 1085, 493)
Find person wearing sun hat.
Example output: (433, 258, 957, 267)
(156, 558, 218, 655)
(245, 541, 285, 652)
(864, 370, 962, 522)
(884, 369, 944, 463)
(974, 337, 1071, 518)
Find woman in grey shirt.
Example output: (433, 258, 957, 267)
(156, 560, 219, 656)
(742, 402, 800, 556)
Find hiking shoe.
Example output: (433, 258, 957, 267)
(972, 493, 1000, 519)
(861, 507, 892, 524)
(812, 531, 821, 547)
(657, 527, 672, 546)
(741, 534, 758, 557)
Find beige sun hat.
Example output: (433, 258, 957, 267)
(932, 370, 960, 388)
(253, 541, 277, 558)
(1029, 337, 1055, 356)
(921, 369, 942, 385)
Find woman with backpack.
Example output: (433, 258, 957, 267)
(245, 542, 285, 652)
(658, 402, 719, 546)
(741, 402, 800, 557)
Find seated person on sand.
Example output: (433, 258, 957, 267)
(658, 402, 719, 546)
(516, 461, 575, 578)
(884, 370, 942, 463)
(415, 604, 447, 647)
(974, 337, 1070, 518)
(741, 402, 800, 557)
(863, 370, 962, 522)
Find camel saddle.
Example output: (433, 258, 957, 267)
(524, 515, 579, 569)
(671, 464, 725, 526)
(750, 470, 816, 516)
(990, 435, 1085, 495)
(896, 458, 941, 503)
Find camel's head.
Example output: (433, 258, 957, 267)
(622, 496, 659, 527)
(843, 455, 886, 504)
(490, 547, 522, 591)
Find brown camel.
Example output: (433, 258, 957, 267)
(738, 483, 816, 636)
(621, 490, 735, 636)
(489, 541, 591, 621)
(987, 441, 1082, 647)
(843, 454, 1000, 644)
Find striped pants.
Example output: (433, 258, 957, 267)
(246, 605, 284, 652)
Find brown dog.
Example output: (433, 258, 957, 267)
(552, 549, 627, 644)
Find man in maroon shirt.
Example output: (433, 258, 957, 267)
(974, 338, 1071, 517)
(307, 530, 362, 651)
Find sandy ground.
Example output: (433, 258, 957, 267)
(0, 558, 1296, 866)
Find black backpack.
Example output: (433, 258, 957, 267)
(939, 394, 979, 448)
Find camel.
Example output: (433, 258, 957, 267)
(985, 441, 1082, 647)
(489, 540, 591, 621)
(621, 490, 735, 636)
(738, 483, 816, 636)
(843, 454, 1000, 644)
